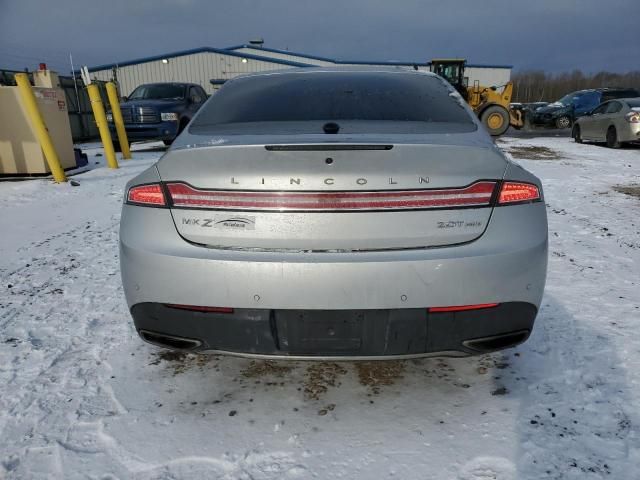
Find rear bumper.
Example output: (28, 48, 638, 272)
(619, 123, 640, 142)
(132, 302, 537, 358)
(120, 200, 548, 357)
(109, 121, 178, 141)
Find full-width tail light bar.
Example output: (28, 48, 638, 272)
(165, 181, 497, 211)
(126, 180, 540, 210)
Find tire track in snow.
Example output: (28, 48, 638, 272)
(0, 215, 131, 474)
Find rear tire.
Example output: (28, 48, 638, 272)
(555, 115, 572, 129)
(572, 125, 583, 144)
(163, 139, 173, 146)
(113, 141, 122, 152)
(480, 105, 510, 136)
(606, 127, 621, 149)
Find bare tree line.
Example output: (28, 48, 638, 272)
(512, 70, 640, 103)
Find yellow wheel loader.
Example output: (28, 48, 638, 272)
(430, 59, 523, 136)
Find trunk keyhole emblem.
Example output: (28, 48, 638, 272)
(325, 157, 333, 165)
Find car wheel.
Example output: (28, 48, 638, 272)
(555, 116, 572, 129)
(163, 139, 173, 146)
(480, 105, 510, 136)
(571, 125, 583, 144)
(112, 141, 122, 152)
(606, 127, 621, 149)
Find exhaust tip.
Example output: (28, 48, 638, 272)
(462, 330, 530, 353)
(138, 329, 202, 351)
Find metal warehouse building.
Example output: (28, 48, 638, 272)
(87, 44, 512, 96)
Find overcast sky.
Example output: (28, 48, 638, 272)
(1, 0, 637, 74)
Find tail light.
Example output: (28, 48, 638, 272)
(625, 111, 640, 123)
(166, 181, 497, 211)
(127, 184, 166, 206)
(498, 181, 540, 205)
(429, 303, 499, 313)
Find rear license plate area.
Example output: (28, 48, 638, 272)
(274, 309, 427, 356)
(276, 311, 364, 354)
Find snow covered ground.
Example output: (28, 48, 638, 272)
(1, 137, 639, 479)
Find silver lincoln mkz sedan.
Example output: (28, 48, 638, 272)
(120, 67, 548, 359)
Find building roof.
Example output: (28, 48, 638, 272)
(86, 46, 315, 72)
(85, 45, 513, 72)
(225, 44, 513, 69)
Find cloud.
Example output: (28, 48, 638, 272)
(0, 0, 634, 73)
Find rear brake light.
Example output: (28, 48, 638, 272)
(127, 184, 166, 206)
(428, 303, 499, 313)
(625, 112, 640, 123)
(166, 304, 234, 313)
(498, 182, 540, 205)
(166, 181, 497, 211)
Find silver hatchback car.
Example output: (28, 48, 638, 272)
(120, 67, 548, 359)
(573, 98, 640, 148)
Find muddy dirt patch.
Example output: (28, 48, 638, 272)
(303, 363, 347, 400)
(355, 361, 405, 394)
(240, 360, 295, 379)
(505, 145, 562, 160)
(613, 184, 640, 199)
(149, 351, 217, 375)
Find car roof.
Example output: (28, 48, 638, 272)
(572, 87, 639, 94)
(617, 97, 640, 103)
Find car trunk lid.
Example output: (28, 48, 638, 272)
(156, 140, 507, 250)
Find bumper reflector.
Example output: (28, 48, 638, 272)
(428, 303, 499, 313)
(166, 181, 497, 211)
(166, 304, 234, 314)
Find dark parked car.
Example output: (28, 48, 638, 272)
(531, 88, 640, 129)
(107, 82, 208, 147)
(510, 102, 549, 125)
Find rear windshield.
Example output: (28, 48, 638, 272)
(190, 71, 475, 134)
(129, 84, 185, 100)
(557, 91, 600, 109)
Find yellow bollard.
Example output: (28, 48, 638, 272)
(14, 73, 67, 183)
(86, 83, 118, 169)
(105, 82, 131, 159)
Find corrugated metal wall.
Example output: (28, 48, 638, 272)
(89, 50, 512, 97)
(232, 47, 335, 66)
(90, 52, 305, 96)
(232, 47, 511, 87)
